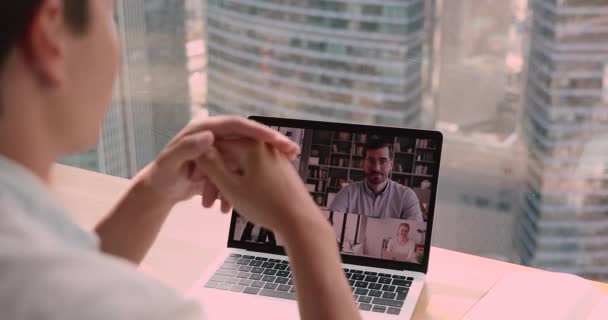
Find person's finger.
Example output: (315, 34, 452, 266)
(158, 131, 214, 171)
(188, 181, 205, 200)
(189, 165, 207, 182)
(198, 146, 238, 194)
(199, 140, 258, 210)
(182, 116, 300, 156)
(190, 109, 209, 123)
(286, 148, 299, 161)
(182, 116, 270, 139)
(220, 197, 233, 214)
(202, 179, 220, 208)
(214, 138, 253, 168)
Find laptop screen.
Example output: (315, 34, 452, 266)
(229, 119, 441, 270)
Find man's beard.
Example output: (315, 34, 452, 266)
(367, 172, 386, 184)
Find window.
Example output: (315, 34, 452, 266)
(61, 0, 608, 282)
(361, 5, 383, 16)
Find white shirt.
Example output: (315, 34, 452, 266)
(386, 238, 416, 261)
(0, 155, 204, 320)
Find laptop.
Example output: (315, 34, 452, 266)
(189, 116, 443, 319)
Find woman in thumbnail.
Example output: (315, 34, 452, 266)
(384, 223, 416, 262)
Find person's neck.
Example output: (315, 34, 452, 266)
(0, 120, 56, 184)
(366, 179, 389, 195)
(0, 99, 57, 184)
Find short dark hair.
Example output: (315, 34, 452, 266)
(363, 138, 393, 159)
(0, 0, 90, 68)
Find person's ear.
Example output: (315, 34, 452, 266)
(26, 0, 67, 87)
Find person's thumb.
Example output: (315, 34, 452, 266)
(159, 131, 214, 170)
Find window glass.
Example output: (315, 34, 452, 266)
(61, 0, 608, 282)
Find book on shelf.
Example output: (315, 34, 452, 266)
(416, 139, 435, 149)
(395, 163, 404, 173)
(309, 167, 324, 179)
(414, 165, 429, 175)
(391, 176, 408, 186)
(331, 157, 350, 167)
(416, 152, 434, 162)
(328, 177, 347, 188)
(308, 167, 315, 179)
(316, 180, 326, 192)
(309, 157, 319, 165)
(355, 145, 364, 156)
(356, 133, 367, 143)
(337, 131, 351, 141)
(320, 168, 328, 179)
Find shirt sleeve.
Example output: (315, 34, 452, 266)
(328, 187, 349, 213)
(401, 189, 423, 223)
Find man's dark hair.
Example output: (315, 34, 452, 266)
(363, 138, 393, 159)
(0, 1, 90, 68)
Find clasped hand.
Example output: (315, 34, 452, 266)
(132, 113, 317, 233)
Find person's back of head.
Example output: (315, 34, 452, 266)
(0, 1, 89, 67)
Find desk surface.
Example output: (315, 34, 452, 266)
(49, 164, 608, 319)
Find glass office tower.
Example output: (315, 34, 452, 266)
(144, 0, 192, 151)
(62, 0, 151, 177)
(205, 0, 432, 127)
(62, 0, 191, 178)
(517, 0, 608, 280)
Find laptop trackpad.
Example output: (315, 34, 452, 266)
(200, 287, 301, 319)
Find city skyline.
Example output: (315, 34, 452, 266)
(517, 0, 608, 281)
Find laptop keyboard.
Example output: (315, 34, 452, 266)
(205, 254, 412, 315)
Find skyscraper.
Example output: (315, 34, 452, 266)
(205, 0, 433, 127)
(517, 0, 608, 280)
(144, 0, 192, 151)
(62, 0, 191, 178)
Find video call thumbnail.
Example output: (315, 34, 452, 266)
(234, 213, 427, 264)
(233, 127, 440, 265)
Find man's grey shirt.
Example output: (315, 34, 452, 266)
(0, 155, 204, 320)
(328, 180, 423, 222)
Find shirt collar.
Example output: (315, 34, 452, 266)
(0, 154, 98, 250)
(363, 179, 390, 197)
